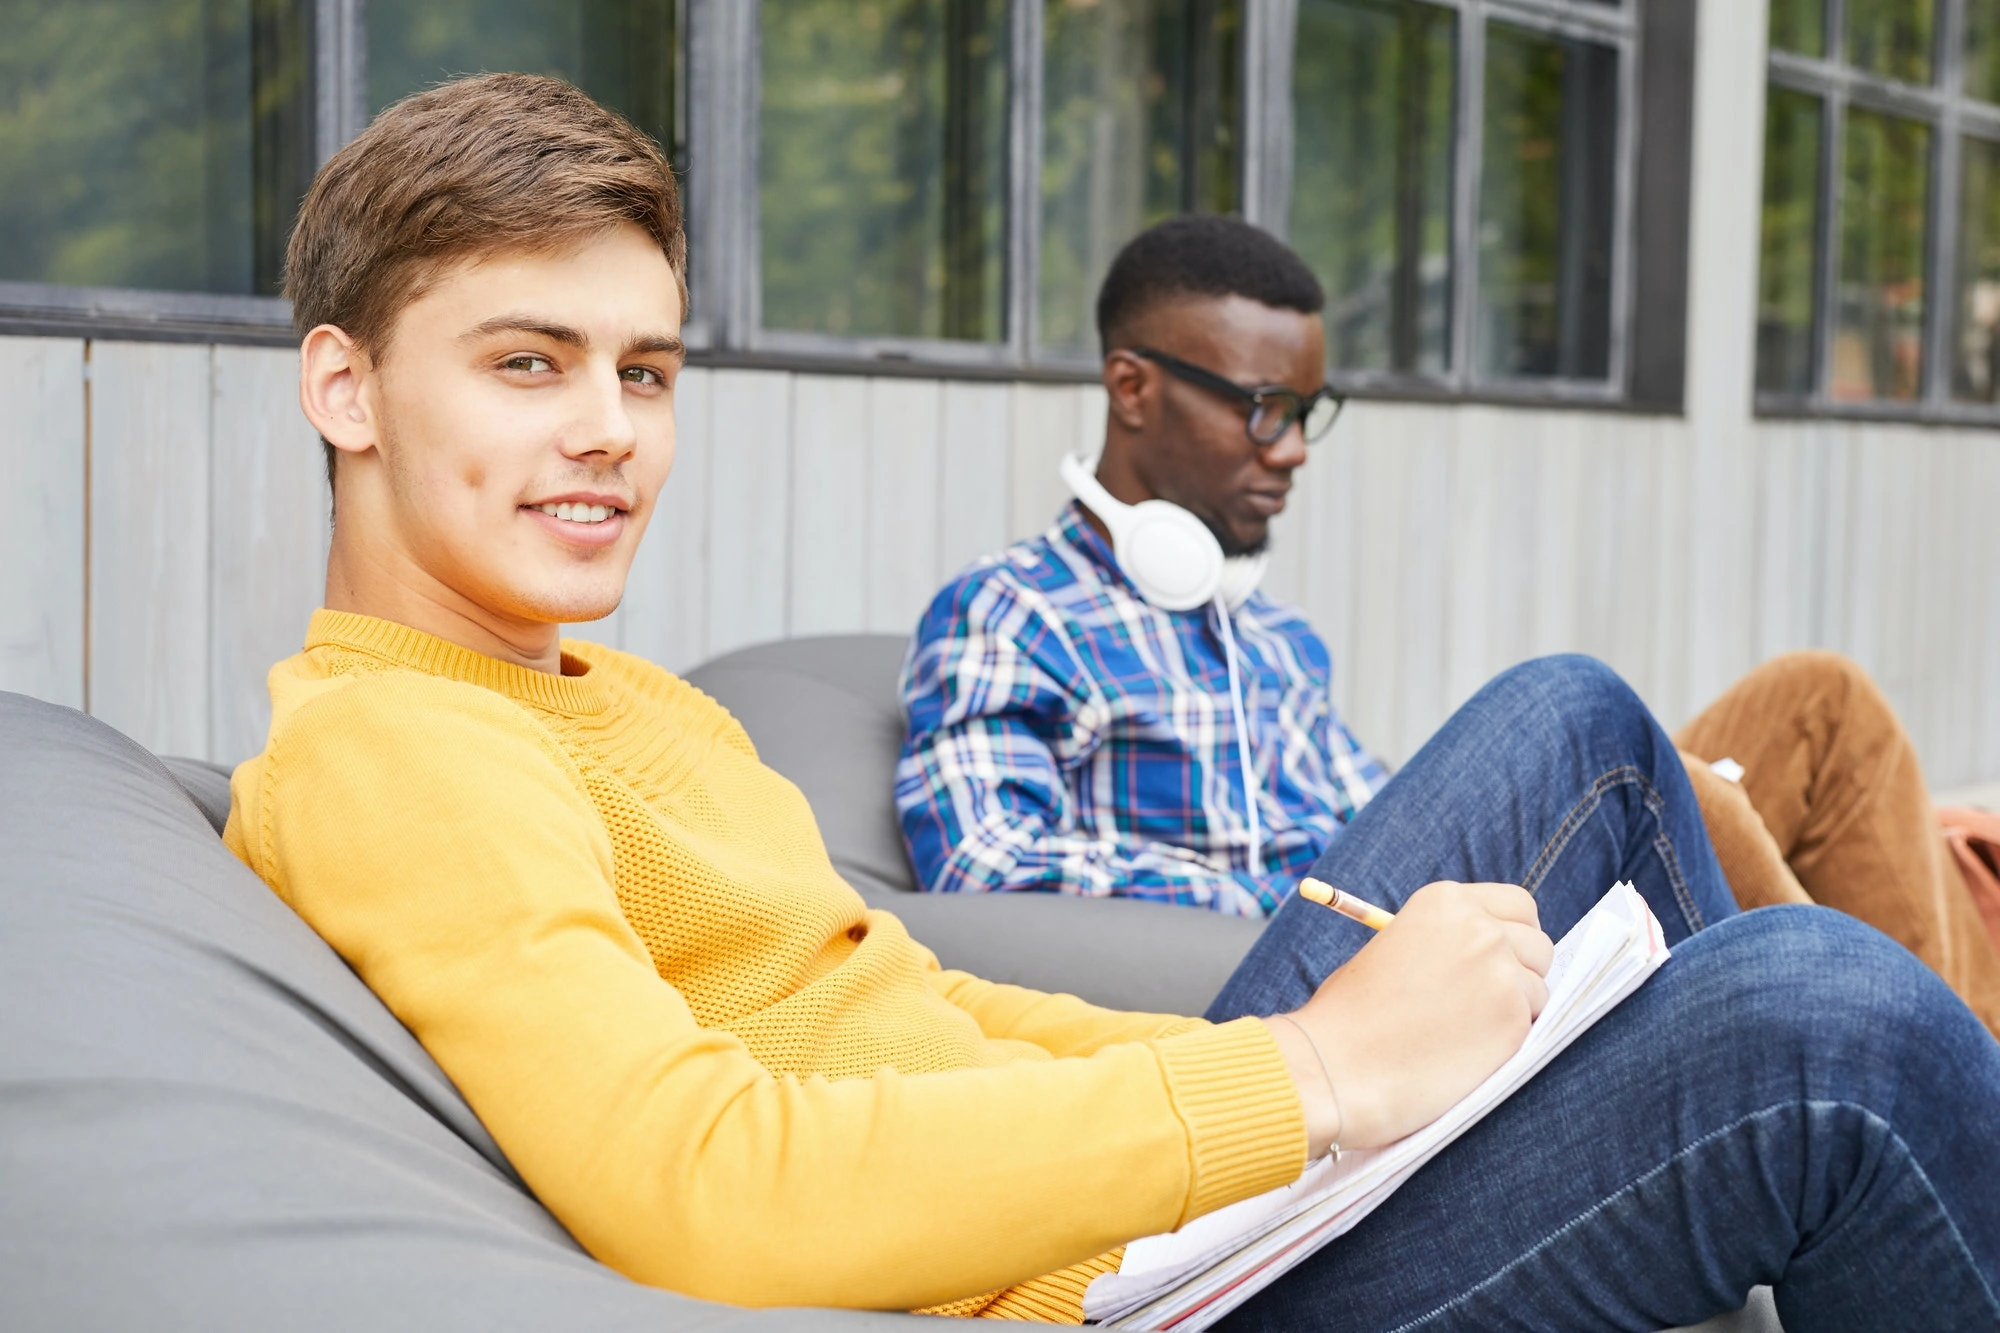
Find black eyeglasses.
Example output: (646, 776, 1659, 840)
(1134, 347, 1346, 447)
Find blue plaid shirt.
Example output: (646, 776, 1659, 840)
(896, 502, 1389, 916)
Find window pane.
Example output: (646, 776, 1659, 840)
(1756, 87, 1824, 396)
(1289, 0, 1455, 376)
(1951, 135, 2000, 401)
(368, 2, 682, 165)
(1040, 0, 1241, 360)
(759, 0, 1008, 341)
(0, 0, 311, 296)
(1769, 0, 1827, 58)
(1832, 107, 1929, 401)
(1844, 0, 1934, 84)
(1965, 0, 2000, 104)
(1475, 23, 1618, 381)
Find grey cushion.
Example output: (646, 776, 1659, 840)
(0, 691, 923, 1332)
(683, 635, 1265, 1016)
(161, 753, 231, 831)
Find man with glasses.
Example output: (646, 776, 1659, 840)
(898, 215, 1375, 916)
(895, 216, 2000, 1039)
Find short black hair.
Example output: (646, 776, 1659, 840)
(1094, 214, 1324, 356)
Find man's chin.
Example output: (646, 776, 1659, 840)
(555, 601, 623, 626)
(497, 573, 629, 628)
(1195, 510, 1269, 560)
(1216, 524, 1270, 560)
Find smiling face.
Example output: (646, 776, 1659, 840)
(302, 223, 684, 668)
(1097, 293, 1326, 557)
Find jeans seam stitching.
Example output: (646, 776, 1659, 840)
(1643, 774, 1706, 933)
(1518, 767, 1627, 895)
(1373, 1100, 2000, 1333)
(1518, 765, 1704, 937)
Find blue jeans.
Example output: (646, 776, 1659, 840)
(1206, 656, 2000, 1332)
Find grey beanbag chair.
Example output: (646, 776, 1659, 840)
(0, 691, 921, 1331)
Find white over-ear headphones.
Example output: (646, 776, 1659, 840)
(1060, 453, 1267, 611)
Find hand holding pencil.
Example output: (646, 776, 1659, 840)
(1267, 878, 1555, 1154)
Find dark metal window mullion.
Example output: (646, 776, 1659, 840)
(315, 0, 366, 166)
(1811, 0, 1849, 410)
(730, 0, 765, 352)
(683, 0, 756, 350)
(1604, 20, 1640, 399)
(1449, 0, 1487, 389)
(1240, 0, 1299, 241)
(1007, 0, 1042, 363)
(1924, 0, 1966, 407)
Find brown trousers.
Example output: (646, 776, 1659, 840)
(1674, 651, 2000, 1037)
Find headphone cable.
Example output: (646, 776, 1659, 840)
(1213, 595, 1263, 875)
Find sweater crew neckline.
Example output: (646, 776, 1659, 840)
(306, 608, 611, 714)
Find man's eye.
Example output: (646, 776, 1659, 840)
(622, 365, 664, 386)
(502, 355, 553, 373)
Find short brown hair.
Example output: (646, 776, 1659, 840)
(286, 72, 687, 487)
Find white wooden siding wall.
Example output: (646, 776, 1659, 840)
(2, 333, 1993, 786)
(0, 338, 85, 712)
(0, 339, 327, 766)
(1257, 404, 2000, 790)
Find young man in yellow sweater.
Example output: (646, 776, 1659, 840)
(225, 73, 2000, 1327)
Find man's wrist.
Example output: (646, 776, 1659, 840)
(1261, 1016, 1342, 1158)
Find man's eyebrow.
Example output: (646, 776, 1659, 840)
(626, 333, 687, 360)
(458, 315, 590, 348)
(457, 317, 685, 361)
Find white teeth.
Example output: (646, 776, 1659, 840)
(535, 501, 615, 524)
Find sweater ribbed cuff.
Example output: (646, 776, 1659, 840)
(1153, 1016, 1210, 1041)
(1152, 1016, 1307, 1225)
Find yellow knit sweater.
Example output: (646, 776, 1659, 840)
(224, 610, 1305, 1317)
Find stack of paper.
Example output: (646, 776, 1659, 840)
(1084, 882, 1670, 1330)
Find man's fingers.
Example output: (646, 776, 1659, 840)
(1459, 882, 1541, 930)
(1503, 921, 1555, 977)
(1521, 971, 1551, 1021)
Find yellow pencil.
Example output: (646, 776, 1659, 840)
(1297, 877, 1396, 931)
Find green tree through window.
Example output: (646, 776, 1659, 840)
(0, 0, 311, 296)
(367, 0, 681, 158)
(1038, 0, 1240, 359)
(1477, 22, 1617, 380)
(1756, 88, 1824, 396)
(758, 0, 1008, 342)
(1290, 0, 1455, 376)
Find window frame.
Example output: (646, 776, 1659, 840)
(1260, 0, 1645, 407)
(0, 0, 1690, 412)
(1757, 0, 2000, 423)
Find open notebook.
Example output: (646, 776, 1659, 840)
(1084, 882, 1670, 1331)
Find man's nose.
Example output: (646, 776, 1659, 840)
(566, 365, 639, 460)
(1258, 417, 1308, 470)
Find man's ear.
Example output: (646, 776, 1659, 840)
(1102, 348, 1153, 432)
(299, 324, 379, 460)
